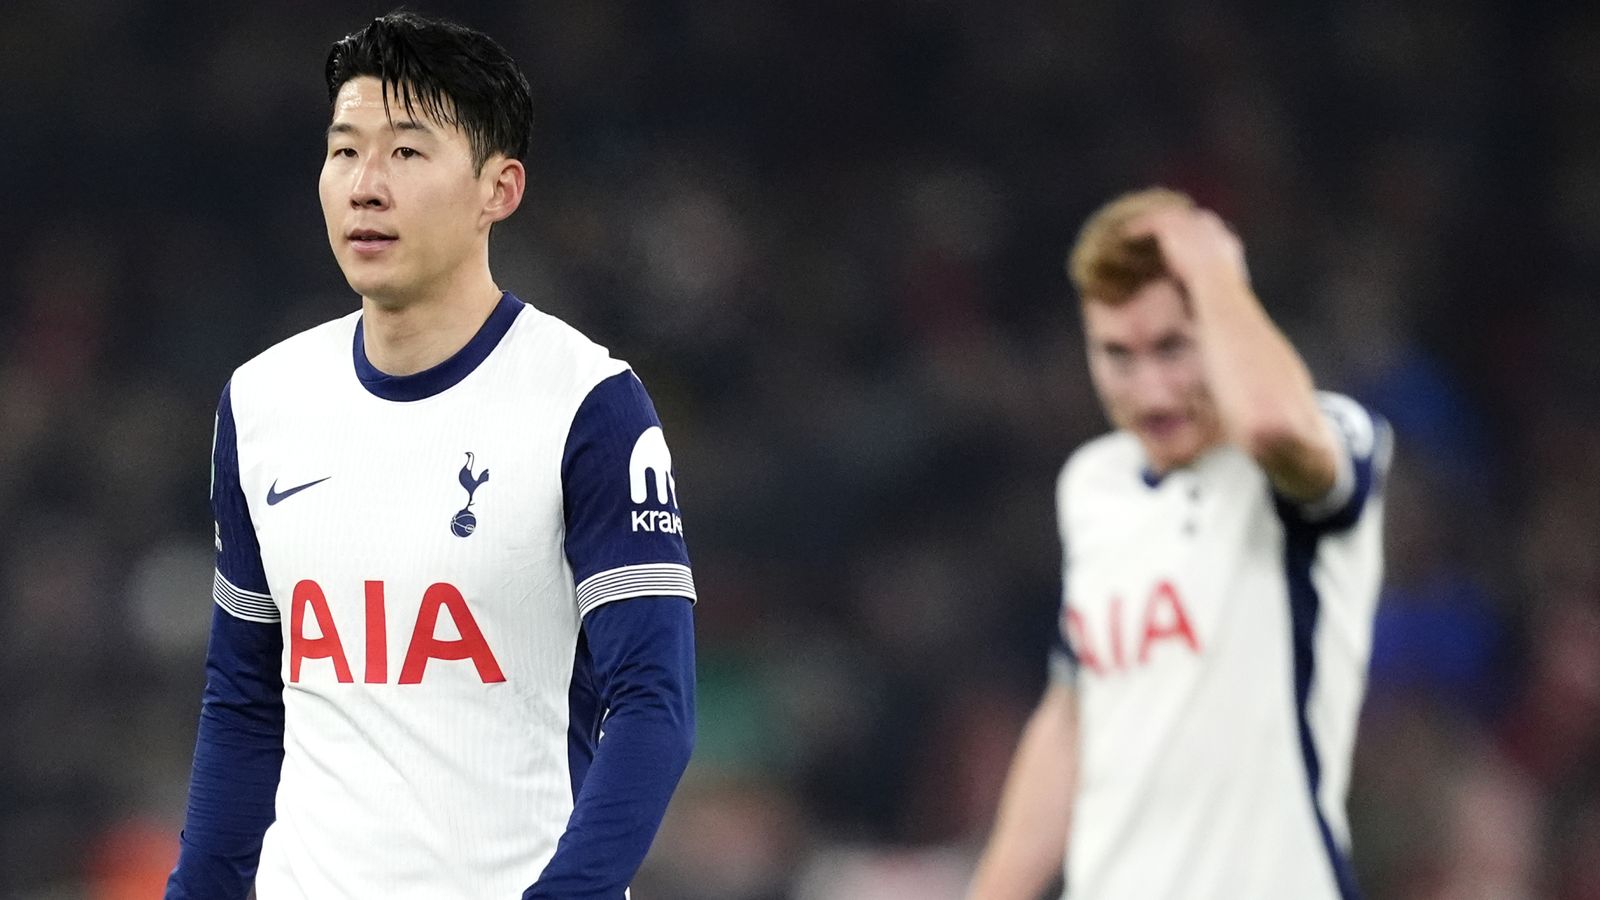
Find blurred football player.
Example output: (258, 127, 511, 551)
(969, 188, 1390, 899)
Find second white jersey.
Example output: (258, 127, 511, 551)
(1054, 393, 1390, 900)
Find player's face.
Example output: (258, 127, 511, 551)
(1083, 279, 1224, 473)
(319, 77, 496, 306)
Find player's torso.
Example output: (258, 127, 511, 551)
(229, 307, 618, 898)
(1059, 439, 1338, 899)
(240, 374, 571, 695)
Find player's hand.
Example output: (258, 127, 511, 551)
(1125, 206, 1250, 297)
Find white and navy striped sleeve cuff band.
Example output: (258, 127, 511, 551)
(575, 563, 697, 618)
(214, 570, 279, 623)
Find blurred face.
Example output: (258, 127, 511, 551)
(319, 77, 497, 306)
(1083, 279, 1224, 473)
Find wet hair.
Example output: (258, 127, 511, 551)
(1067, 187, 1196, 304)
(325, 11, 534, 173)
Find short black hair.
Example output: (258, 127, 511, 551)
(325, 11, 533, 173)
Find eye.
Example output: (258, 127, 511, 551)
(395, 147, 420, 159)
(331, 147, 356, 159)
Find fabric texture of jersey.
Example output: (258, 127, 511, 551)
(186, 293, 695, 899)
(1051, 392, 1390, 900)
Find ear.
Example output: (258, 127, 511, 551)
(481, 156, 526, 226)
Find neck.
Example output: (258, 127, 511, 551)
(361, 265, 501, 376)
(1142, 436, 1223, 477)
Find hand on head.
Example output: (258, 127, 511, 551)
(1124, 206, 1250, 296)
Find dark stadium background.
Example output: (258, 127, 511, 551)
(3, 1, 1598, 897)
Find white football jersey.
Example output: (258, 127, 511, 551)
(1052, 393, 1390, 900)
(212, 293, 695, 898)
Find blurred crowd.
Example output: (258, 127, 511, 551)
(3, 1, 1599, 898)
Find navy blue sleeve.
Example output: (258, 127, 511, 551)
(560, 370, 696, 616)
(525, 370, 698, 897)
(1280, 393, 1393, 532)
(524, 597, 696, 899)
(167, 381, 285, 900)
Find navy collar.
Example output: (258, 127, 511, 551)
(353, 291, 524, 402)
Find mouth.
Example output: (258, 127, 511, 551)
(347, 229, 398, 255)
(1138, 413, 1189, 441)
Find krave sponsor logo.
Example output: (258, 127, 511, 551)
(628, 427, 683, 534)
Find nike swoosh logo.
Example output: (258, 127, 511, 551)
(267, 476, 331, 505)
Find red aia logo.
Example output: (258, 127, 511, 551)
(290, 580, 505, 684)
(1062, 579, 1201, 676)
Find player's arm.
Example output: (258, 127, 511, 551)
(967, 664, 1078, 900)
(167, 381, 285, 900)
(526, 370, 697, 900)
(529, 596, 695, 900)
(1130, 207, 1339, 502)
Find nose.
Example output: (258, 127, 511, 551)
(1130, 356, 1180, 407)
(349, 157, 390, 210)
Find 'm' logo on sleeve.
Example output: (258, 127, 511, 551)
(628, 426, 683, 534)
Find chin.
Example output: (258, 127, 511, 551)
(1141, 437, 1205, 474)
(342, 270, 400, 302)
